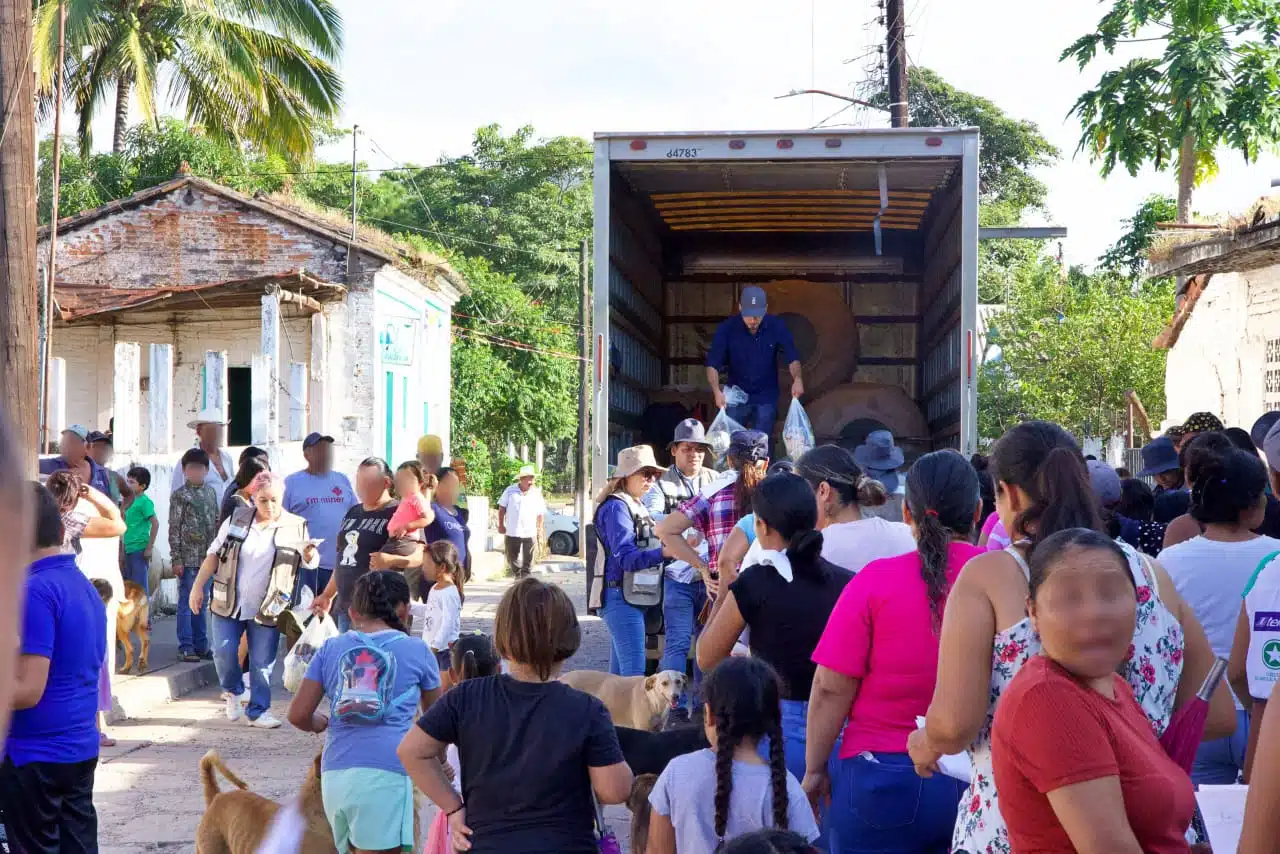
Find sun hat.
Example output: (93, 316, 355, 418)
(1252, 412, 1280, 450)
(1181, 412, 1224, 434)
(853, 430, 905, 472)
(1137, 437, 1182, 478)
(669, 418, 712, 451)
(614, 445, 665, 480)
(728, 430, 770, 462)
(417, 434, 443, 456)
(516, 464, 537, 480)
(740, 286, 768, 319)
(187, 408, 227, 430)
(1087, 459, 1123, 507)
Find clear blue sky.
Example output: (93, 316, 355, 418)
(96, 0, 1280, 267)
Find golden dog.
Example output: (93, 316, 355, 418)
(115, 580, 150, 674)
(195, 750, 337, 854)
(560, 669, 688, 731)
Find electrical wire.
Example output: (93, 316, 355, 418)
(453, 327, 584, 361)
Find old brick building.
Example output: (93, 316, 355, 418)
(38, 174, 466, 567)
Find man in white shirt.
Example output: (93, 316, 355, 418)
(169, 410, 237, 497)
(497, 465, 545, 577)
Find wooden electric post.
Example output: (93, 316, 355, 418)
(886, 0, 909, 128)
(0, 0, 40, 473)
(577, 239, 590, 557)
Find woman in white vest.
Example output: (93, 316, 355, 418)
(189, 471, 318, 729)
(592, 446, 672, 676)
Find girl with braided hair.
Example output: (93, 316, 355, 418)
(647, 657, 817, 852)
(287, 570, 442, 854)
(806, 449, 980, 851)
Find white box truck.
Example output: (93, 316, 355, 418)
(590, 127, 980, 497)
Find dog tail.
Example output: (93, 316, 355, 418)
(200, 750, 249, 806)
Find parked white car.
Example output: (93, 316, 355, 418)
(543, 508, 580, 555)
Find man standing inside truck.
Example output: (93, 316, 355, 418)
(706, 286, 804, 434)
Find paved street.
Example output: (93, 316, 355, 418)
(93, 566, 636, 854)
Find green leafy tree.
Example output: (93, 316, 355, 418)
(979, 261, 1173, 444)
(1100, 194, 1179, 279)
(33, 0, 344, 159)
(1063, 0, 1280, 222)
(864, 67, 1061, 302)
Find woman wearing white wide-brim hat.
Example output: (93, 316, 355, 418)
(169, 408, 237, 496)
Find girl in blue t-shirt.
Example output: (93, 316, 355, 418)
(287, 570, 441, 854)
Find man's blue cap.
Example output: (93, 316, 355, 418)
(303, 432, 334, 449)
(740, 286, 768, 318)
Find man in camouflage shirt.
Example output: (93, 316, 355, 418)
(169, 449, 219, 662)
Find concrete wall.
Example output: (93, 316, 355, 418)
(1166, 268, 1280, 428)
(54, 307, 314, 449)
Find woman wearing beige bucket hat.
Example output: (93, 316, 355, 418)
(591, 445, 673, 676)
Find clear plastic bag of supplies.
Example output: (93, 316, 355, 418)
(782, 398, 815, 460)
(283, 613, 338, 693)
(707, 407, 745, 461)
(723, 385, 748, 407)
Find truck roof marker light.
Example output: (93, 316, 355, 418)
(729, 139, 746, 150)
(630, 140, 647, 151)
(925, 136, 943, 147)
(825, 138, 842, 149)
(776, 139, 794, 150)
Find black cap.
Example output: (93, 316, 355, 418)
(85, 430, 111, 445)
(302, 432, 335, 449)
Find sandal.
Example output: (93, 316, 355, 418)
(99, 732, 116, 748)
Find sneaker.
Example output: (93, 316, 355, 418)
(223, 693, 244, 722)
(197, 650, 213, 661)
(180, 652, 201, 663)
(249, 712, 282, 729)
(242, 673, 251, 691)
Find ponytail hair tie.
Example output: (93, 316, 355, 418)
(925, 509, 939, 518)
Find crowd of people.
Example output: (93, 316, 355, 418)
(18, 404, 1280, 853)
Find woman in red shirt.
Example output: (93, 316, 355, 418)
(992, 527, 1195, 854)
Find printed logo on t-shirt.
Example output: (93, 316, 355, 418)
(1264, 639, 1280, 672)
(1255, 611, 1280, 632)
(303, 485, 349, 506)
(330, 634, 414, 725)
(340, 531, 360, 567)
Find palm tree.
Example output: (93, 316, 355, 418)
(33, 0, 343, 161)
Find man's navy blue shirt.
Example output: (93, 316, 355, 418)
(6, 553, 106, 766)
(38, 455, 113, 497)
(705, 314, 800, 404)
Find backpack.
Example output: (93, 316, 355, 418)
(329, 632, 417, 725)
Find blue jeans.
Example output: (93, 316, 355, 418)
(124, 551, 149, 593)
(830, 752, 964, 854)
(660, 577, 705, 674)
(176, 567, 212, 655)
(212, 614, 281, 721)
(600, 588, 647, 676)
(1193, 708, 1250, 785)
(727, 402, 778, 434)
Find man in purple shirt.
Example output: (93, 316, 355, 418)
(38, 425, 114, 498)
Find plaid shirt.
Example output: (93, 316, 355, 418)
(678, 482, 742, 575)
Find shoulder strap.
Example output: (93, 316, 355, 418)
(1137, 552, 1163, 602)
(1004, 544, 1031, 582)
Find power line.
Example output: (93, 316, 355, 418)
(453, 327, 584, 361)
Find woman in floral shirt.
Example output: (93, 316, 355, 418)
(905, 421, 1234, 854)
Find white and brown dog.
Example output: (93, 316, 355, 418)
(560, 669, 688, 731)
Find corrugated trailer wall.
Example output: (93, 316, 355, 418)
(920, 169, 965, 449)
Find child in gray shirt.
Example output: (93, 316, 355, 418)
(647, 659, 819, 852)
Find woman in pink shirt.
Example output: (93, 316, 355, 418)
(804, 450, 981, 853)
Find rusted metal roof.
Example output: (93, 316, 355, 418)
(55, 270, 345, 323)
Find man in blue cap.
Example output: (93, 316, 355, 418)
(705, 285, 803, 434)
(1137, 435, 1190, 523)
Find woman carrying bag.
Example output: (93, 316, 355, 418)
(591, 446, 673, 676)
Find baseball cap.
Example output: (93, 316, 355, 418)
(740, 286, 768, 318)
(1264, 421, 1280, 474)
(417, 434, 443, 456)
(62, 424, 89, 441)
(1253, 412, 1280, 449)
(85, 430, 111, 445)
(302, 432, 334, 449)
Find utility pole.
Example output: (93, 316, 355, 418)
(0, 0, 41, 473)
(347, 124, 358, 284)
(886, 0, 909, 128)
(39, 1, 67, 451)
(576, 238, 590, 558)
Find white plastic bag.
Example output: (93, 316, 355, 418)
(706, 407, 745, 461)
(283, 613, 338, 693)
(723, 385, 749, 407)
(782, 398, 815, 460)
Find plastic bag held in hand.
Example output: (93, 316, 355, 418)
(706, 408, 745, 461)
(723, 385, 749, 408)
(783, 398, 815, 460)
(283, 614, 339, 693)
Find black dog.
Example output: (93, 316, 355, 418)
(614, 722, 709, 777)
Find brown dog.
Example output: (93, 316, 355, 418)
(195, 750, 337, 854)
(116, 581, 150, 674)
(560, 669, 688, 731)
(627, 773, 658, 854)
